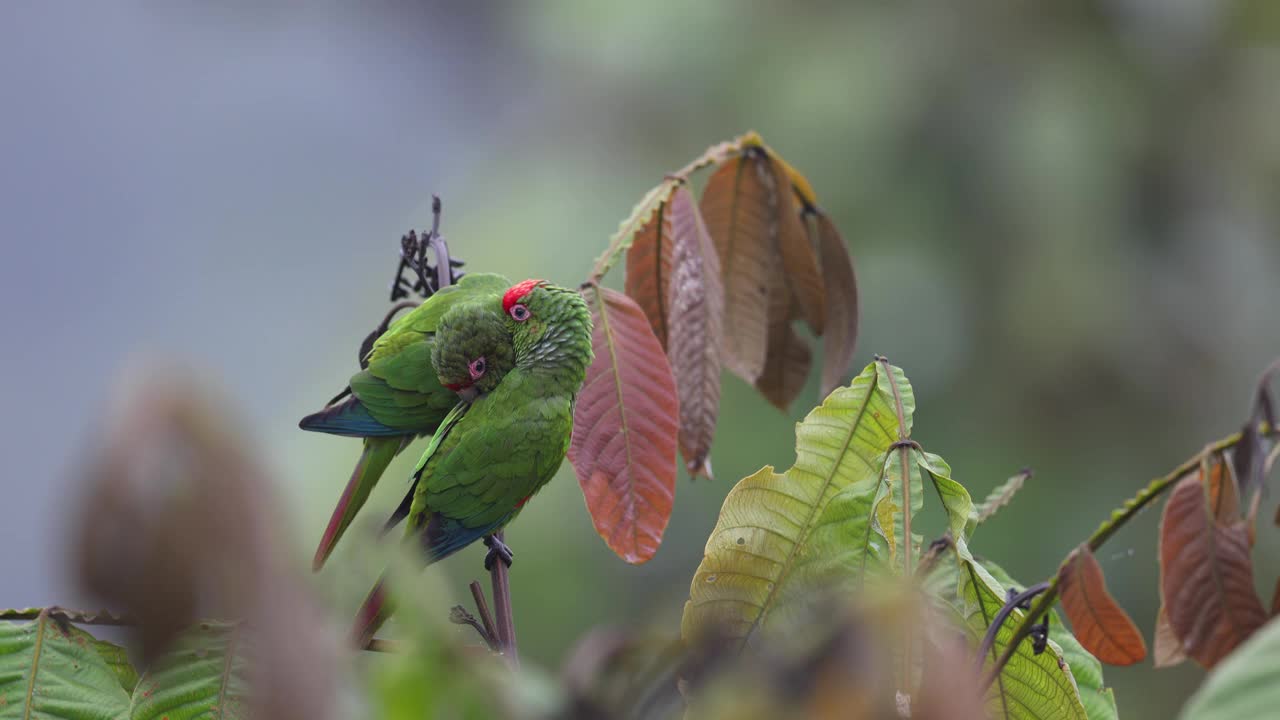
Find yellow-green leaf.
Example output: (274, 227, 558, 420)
(681, 361, 910, 645)
(956, 541, 1089, 720)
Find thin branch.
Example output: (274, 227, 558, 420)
(979, 422, 1277, 691)
(489, 530, 519, 668)
(468, 581, 499, 647)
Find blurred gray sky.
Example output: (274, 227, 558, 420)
(0, 1, 535, 604)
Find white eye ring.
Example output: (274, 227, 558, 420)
(510, 304, 530, 322)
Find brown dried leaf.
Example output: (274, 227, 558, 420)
(814, 213, 859, 396)
(666, 186, 723, 479)
(1058, 545, 1147, 665)
(701, 155, 775, 383)
(754, 269, 811, 411)
(624, 199, 674, 348)
(1159, 474, 1267, 668)
(570, 286, 679, 563)
(1152, 605, 1188, 668)
(767, 154, 826, 335)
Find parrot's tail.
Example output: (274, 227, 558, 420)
(299, 396, 404, 438)
(313, 436, 412, 572)
(351, 577, 392, 649)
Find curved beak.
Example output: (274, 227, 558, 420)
(456, 386, 480, 403)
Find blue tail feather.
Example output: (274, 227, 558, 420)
(299, 396, 404, 438)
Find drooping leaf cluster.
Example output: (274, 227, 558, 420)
(568, 132, 860, 564)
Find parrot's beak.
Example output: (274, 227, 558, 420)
(457, 386, 480, 403)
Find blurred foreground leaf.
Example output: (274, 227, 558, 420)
(0, 610, 132, 720)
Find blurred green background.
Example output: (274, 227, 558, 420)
(4, 2, 1280, 717)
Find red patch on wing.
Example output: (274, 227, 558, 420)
(502, 279, 544, 313)
(515, 494, 532, 509)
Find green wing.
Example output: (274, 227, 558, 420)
(405, 399, 472, 527)
(415, 372, 574, 531)
(353, 273, 509, 429)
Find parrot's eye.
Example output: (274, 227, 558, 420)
(509, 304, 530, 322)
(468, 357, 487, 380)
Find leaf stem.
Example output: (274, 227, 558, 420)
(979, 423, 1275, 691)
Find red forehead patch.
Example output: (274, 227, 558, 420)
(502, 279, 544, 313)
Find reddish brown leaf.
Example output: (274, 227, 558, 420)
(767, 154, 826, 335)
(666, 186, 723, 479)
(1057, 545, 1147, 665)
(1204, 453, 1240, 523)
(569, 286, 678, 563)
(1159, 474, 1267, 667)
(624, 200, 674, 348)
(754, 269, 811, 411)
(1152, 605, 1187, 668)
(701, 155, 775, 383)
(814, 213, 859, 396)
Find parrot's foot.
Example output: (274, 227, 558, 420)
(483, 535, 514, 571)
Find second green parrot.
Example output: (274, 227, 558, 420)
(299, 272, 510, 570)
(353, 279, 594, 644)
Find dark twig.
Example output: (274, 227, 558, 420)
(468, 581, 499, 648)
(356, 300, 421, 371)
(973, 582, 1051, 673)
(489, 530, 519, 668)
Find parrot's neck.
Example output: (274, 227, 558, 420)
(518, 322, 592, 388)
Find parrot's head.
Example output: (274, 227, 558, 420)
(432, 303, 516, 402)
(502, 279, 594, 378)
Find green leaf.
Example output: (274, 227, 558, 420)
(953, 541, 1089, 720)
(681, 360, 911, 644)
(1180, 617, 1280, 720)
(871, 447, 924, 573)
(129, 622, 248, 720)
(0, 612, 132, 720)
(918, 451, 975, 540)
(982, 563, 1118, 720)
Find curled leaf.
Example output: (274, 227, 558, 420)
(754, 272, 811, 411)
(570, 286, 679, 564)
(624, 196, 675, 348)
(813, 213, 859, 396)
(1159, 474, 1266, 667)
(666, 186, 724, 479)
(701, 155, 775, 383)
(765, 153, 826, 334)
(1058, 545, 1147, 665)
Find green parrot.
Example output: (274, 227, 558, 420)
(353, 279, 594, 644)
(299, 272, 510, 571)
